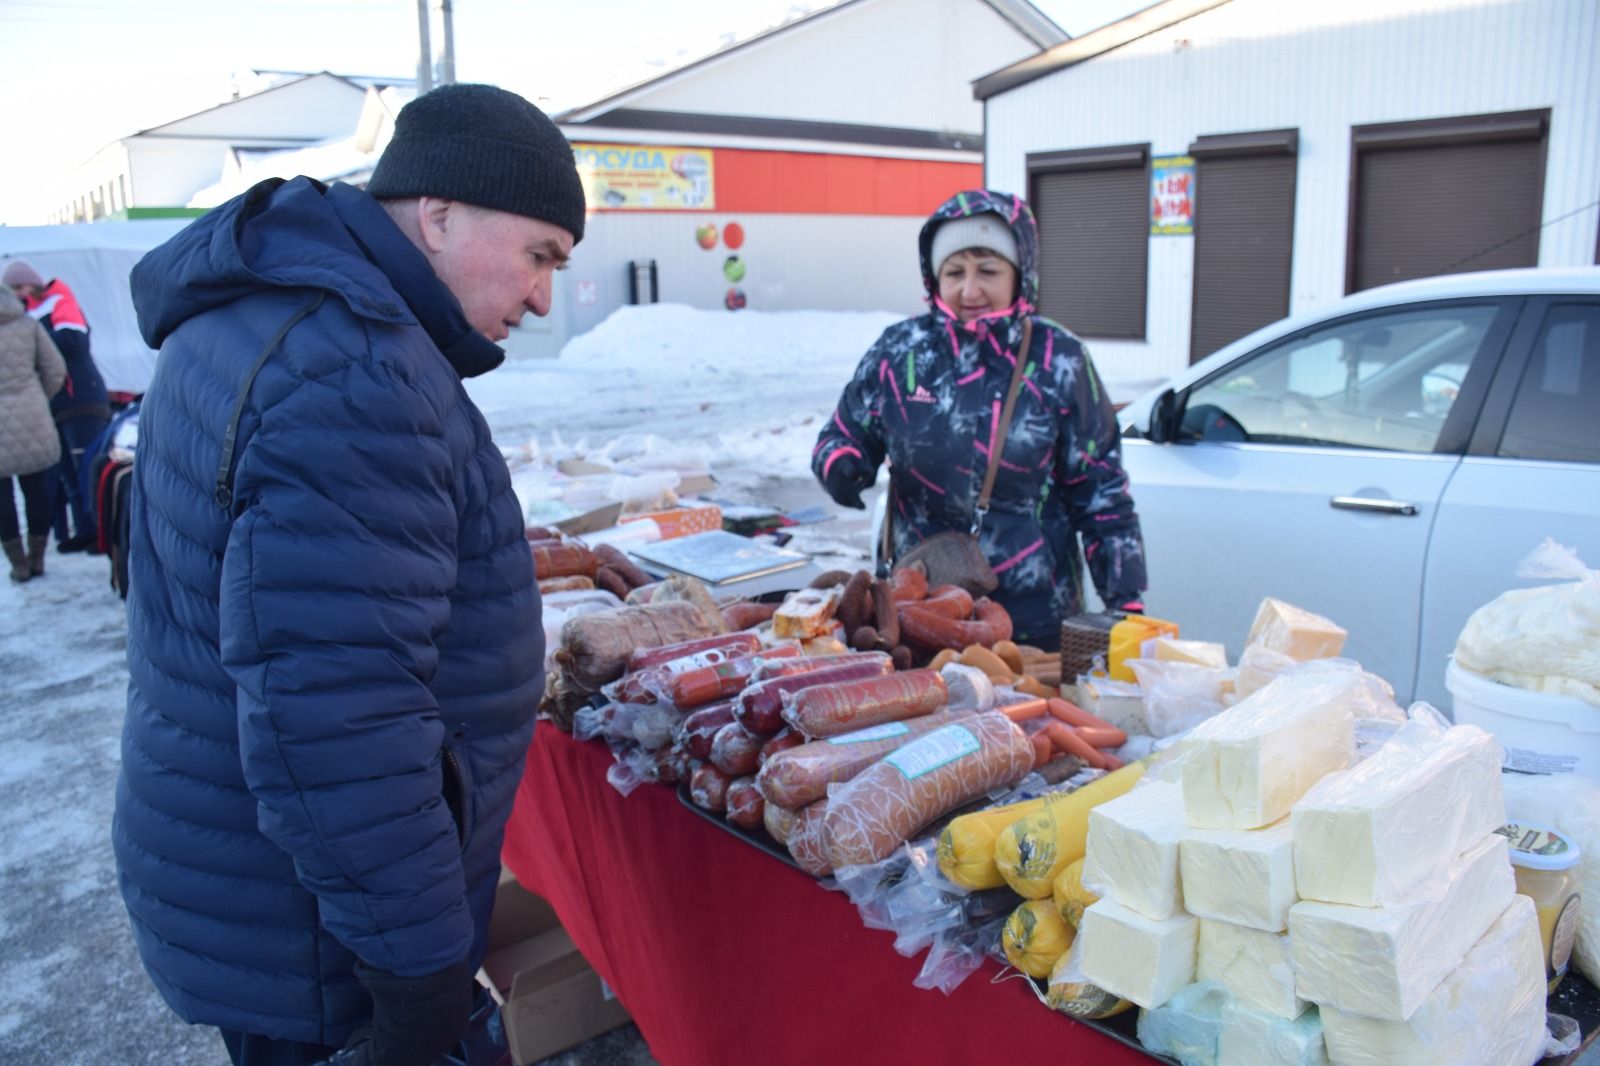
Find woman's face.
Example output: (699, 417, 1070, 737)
(937, 250, 1018, 322)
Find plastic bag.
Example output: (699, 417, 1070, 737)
(1545, 1013, 1581, 1058)
(1136, 981, 1229, 1066)
(940, 663, 996, 712)
(1454, 537, 1600, 706)
(1128, 659, 1226, 738)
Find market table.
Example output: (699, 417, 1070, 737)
(501, 720, 1153, 1066)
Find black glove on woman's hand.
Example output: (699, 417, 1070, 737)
(342, 959, 474, 1066)
(821, 451, 875, 510)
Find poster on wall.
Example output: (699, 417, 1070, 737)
(1150, 155, 1195, 235)
(572, 143, 715, 210)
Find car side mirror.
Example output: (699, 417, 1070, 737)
(1147, 388, 1182, 444)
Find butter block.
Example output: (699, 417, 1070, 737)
(1076, 675, 1147, 736)
(1137, 981, 1228, 1066)
(1217, 1001, 1327, 1066)
(1182, 668, 1358, 830)
(1245, 598, 1346, 661)
(1084, 781, 1188, 920)
(1198, 919, 1305, 1020)
(1079, 897, 1198, 1010)
(1291, 723, 1505, 907)
(1181, 818, 1297, 932)
(1155, 637, 1230, 669)
(1288, 834, 1515, 1021)
(1319, 896, 1546, 1066)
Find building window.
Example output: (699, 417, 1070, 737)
(1027, 143, 1149, 340)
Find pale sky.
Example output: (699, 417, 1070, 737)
(0, 0, 1145, 225)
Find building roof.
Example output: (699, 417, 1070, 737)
(130, 71, 368, 138)
(973, 0, 1231, 100)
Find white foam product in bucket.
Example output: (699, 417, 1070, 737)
(1447, 658, 1600, 779)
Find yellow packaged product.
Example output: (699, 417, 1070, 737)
(1046, 941, 1135, 1020)
(994, 760, 1148, 898)
(937, 792, 1056, 891)
(1002, 899, 1074, 978)
(1053, 856, 1098, 929)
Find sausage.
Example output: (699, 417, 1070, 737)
(808, 569, 852, 589)
(710, 722, 763, 777)
(594, 567, 630, 599)
(627, 633, 762, 674)
(849, 626, 880, 652)
(756, 710, 971, 809)
(763, 797, 801, 845)
(899, 597, 1013, 652)
(835, 570, 873, 633)
(758, 727, 804, 764)
(668, 645, 803, 709)
(531, 542, 600, 579)
(890, 566, 929, 603)
(1044, 721, 1111, 769)
(890, 645, 914, 672)
(652, 744, 690, 785)
(525, 526, 562, 542)
(749, 650, 871, 683)
(679, 701, 737, 760)
(735, 655, 896, 735)
(898, 585, 975, 622)
(725, 776, 765, 829)
(593, 543, 653, 589)
(721, 601, 779, 630)
(539, 575, 596, 594)
(688, 763, 732, 811)
(611, 634, 768, 702)
(823, 711, 1034, 868)
(782, 669, 948, 738)
(870, 579, 900, 648)
(787, 801, 834, 877)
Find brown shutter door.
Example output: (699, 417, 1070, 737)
(1190, 152, 1296, 362)
(1031, 166, 1148, 339)
(1352, 138, 1543, 292)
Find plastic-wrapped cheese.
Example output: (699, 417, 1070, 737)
(1217, 1000, 1328, 1066)
(1079, 897, 1198, 1010)
(1181, 818, 1297, 932)
(1245, 597, 1346, 661)
(1288, 834, 1515, 1021)
(1083, 781, 1187, 920)
(1319, 896, 1547, 1066)
(1136, 981, 1228, 1066)
(1197, 919, 1305, 1021)
(1181, 667, 1358, 830)
(1154, 637, 1230, 669)
(1291, 720, 1505, 907)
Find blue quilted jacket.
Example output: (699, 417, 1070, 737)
(113, 177, 543, 1044)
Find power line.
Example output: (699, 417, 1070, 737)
(1443, 198, 1600, 273)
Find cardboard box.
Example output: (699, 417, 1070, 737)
(488, 868, 559, 952)
(550, 501, 623, 536)
(620, 504, 722, 540)
(504, 947, 632, 1065)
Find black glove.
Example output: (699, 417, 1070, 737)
(340, 959, 474, 1066)
(821, 450, 875, 510)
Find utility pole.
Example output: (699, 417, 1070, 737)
(439, 0, 456, 85)
(416, 0, 434, 93)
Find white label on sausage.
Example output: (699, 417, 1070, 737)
(884, 724, 980, 781)
(827, 722, 911, 745)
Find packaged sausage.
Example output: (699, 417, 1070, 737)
(756, 710, 971, 810)
(735, 654, 894, 735)
(667, 645, 803, 710)
(781, 669, 948, 738)
(787, 801, 834, 877)
(608, 634, 778, 704)
(679, 700, 738, 761)
(688, 762, 732, 812)
(626, 633, 763, 674)
(764, 797, 801, 845)
(532, 542, 600, 580)
(709, 722, 762, 777)
(544, 601, 721, 729)
(725, 776, 765, 829)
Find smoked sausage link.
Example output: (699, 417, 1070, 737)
(532, 542, 600, 579)
(823, 711, 1033, 868)
(890, 566, 929, 603)
(756, 710, 970, 809)
(735, 655, 894, 735)
(787, 801, 834, 877)
(898, 597, 1014, 652)
(782, 669, 948, 738)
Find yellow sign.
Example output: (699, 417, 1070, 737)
(572, 143, 715, 211)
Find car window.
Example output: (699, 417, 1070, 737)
(1180, 304, 1500, 452)
(1498, 303, 1600, 464)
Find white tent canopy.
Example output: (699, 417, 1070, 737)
(0, 218, 194, 394)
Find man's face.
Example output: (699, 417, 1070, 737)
(10, 281, 40, 302)
(426, 202, 574, 341)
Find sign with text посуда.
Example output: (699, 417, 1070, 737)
(573, 144, 715, 211)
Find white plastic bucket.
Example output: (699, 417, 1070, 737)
(1446, 658, 1600, 779)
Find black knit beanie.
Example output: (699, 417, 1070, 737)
(367, 84, 586, 243)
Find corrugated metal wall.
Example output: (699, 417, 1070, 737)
(984, 0, 1600, 385)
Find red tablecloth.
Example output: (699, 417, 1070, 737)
(501, 721, 1151, 1066)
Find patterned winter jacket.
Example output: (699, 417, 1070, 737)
(115, 178, 543, 1045)
(812, 190, 1146, 645)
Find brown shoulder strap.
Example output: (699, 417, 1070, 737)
(974, 317, 1034, 531)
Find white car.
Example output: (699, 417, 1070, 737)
(1119, 267, 1600, 708)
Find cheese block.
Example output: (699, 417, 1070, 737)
(1136, 981, 1228, 1066)
(1198, 919, 1306, 1021)
(1154, 637, 1229, 669)
(1181, 668, 1358, 830)
(1318, 896, 1546, 1066)
(1245, 598, 1346, 661)
(1217, 1001, 1328, 1066)
(1075, 675, 1147, 736)
(1083, 781, 1188, 920)
(1291, 723, 1505, 907)
(1181, 818, 1297, 932)
(1288, 834, 1515, 1021)
(1079, 897, 1198, 1010)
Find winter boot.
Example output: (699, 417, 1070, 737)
(3, 539, 30, 583)
(27, 535, 49, 577)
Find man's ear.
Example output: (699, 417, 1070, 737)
(416, 197, 454, 254)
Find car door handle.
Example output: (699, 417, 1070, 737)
(1330, 495, 1419, 516)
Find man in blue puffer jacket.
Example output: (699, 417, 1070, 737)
(114, 85, 582, 1066)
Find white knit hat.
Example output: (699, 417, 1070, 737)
(929, 213, 1018, 273)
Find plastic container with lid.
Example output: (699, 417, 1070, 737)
(1498, 819, 1582, 993)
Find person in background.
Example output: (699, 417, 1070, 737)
(1, 258, 111, 553)
(0, 282, 67, 582)
(114, 84, 584, 1066)
(812, 189, 1147, 648)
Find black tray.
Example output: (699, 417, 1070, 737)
(676, 782, 803, 872)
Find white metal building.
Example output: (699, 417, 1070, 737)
(978, 0, 1600, 385)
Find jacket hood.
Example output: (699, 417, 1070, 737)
(918, 189, 1040, 311)
(0, 286, 21, 323)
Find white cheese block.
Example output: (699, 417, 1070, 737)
(1181, 818, 1297, 932)
(1154, 638, 1230, 669)
(1076, 675, 1147, 736)
(1291, 723, 1505, 907)
(1083, 781, 1188, 920)
(1288, 834, 1515, 1021)
(1319, 895, 1547, 1066)
(1245, 598, 1346, 661)
(1217, 1001, 1328, 1066)
(1137, 981, 1229, 1066)
(1079, 897, 1198, 1010)
(1198, 919, 1306, 1021)
(1181, 668, 1358, 830)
